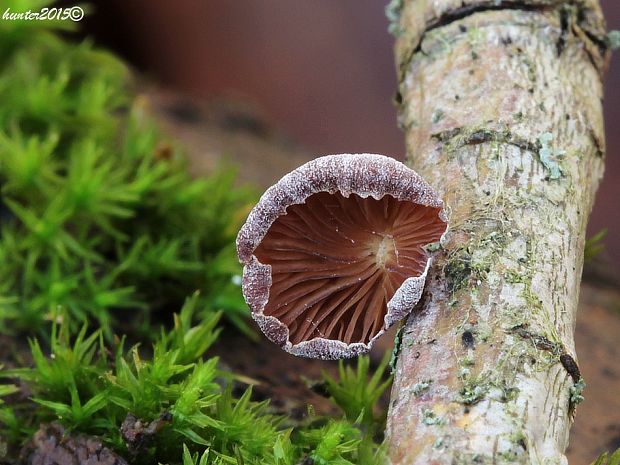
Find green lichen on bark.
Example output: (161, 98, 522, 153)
(411, 380, 432, 397)
(538, 132, 566, 180)
(569, 378, 586, 405)
(421, 408, 446, 426)
(607, 30, 620, 50)
(385, 0, 403, 36)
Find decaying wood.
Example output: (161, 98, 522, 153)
(386, 1, 610, 464)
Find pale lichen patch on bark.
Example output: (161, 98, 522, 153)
(386, 0, 404, 36)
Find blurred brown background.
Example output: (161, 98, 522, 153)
(79, 0, 620, 276)
(72, 2, 619, 463)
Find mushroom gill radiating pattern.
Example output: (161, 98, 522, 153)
(253, 192, 446, 345)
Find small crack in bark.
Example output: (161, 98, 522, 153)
(431, 127, 539, 153)
(572, 22, 610, 74)
(433, 125, 604, 163)
(508, 324, 582, 383)
(399, 1, 557, 81)
(398, 0, 608, 84)
(423, 1, 555, 40)
(508, 324, 562, 354)
(556, 6, 571, 55)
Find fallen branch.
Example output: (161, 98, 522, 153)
(386, 1, 610, 463)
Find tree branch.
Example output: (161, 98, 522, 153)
(386, 1, 609, 464)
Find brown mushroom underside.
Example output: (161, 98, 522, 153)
(254, 192, 445, 345)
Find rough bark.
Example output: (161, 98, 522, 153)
(386, 1, 610, 464)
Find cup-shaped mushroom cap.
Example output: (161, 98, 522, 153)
(237, 154, 447, 360)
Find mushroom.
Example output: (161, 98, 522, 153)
(236, 154, 447, 359)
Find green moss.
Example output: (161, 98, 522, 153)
(0, 0, 256, 336)
(0, 2, 391, 464)
(1, 299, 389, 465)
(322, 352, 392, 430)
(591, 448, 620, 465)
(584, 229, 607, 263)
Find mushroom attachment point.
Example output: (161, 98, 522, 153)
(236, 154, 447, 359)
